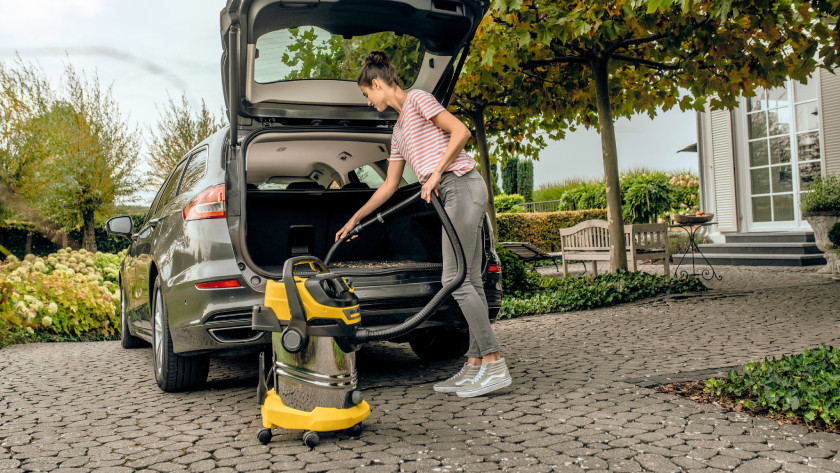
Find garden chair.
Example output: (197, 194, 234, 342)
(499, 241, 562, 272)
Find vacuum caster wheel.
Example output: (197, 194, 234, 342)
(257, 429, 272, 445)
(348, 423, 363, 437)
(302, 431, 319, 448)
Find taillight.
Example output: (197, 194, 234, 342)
(184, 184, 225, 221)
(488, 265, 501, 273)
(196, 279, 241, 290)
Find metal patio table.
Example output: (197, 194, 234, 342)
(670, 221, 722, 281)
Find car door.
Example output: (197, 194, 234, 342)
(132, 159, 189, 336)
(220, 0, 488, 143)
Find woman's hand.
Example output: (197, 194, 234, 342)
(335, 217, 360, 242)
(421, 171, 442, 203)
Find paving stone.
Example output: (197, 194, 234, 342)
(733, 458, 782, 472)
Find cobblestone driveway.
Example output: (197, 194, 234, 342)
(2, 267, 840, 472)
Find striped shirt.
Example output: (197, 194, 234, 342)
(390, 89, 475, 184)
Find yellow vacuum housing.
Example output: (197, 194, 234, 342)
(252, 257, 370, 447)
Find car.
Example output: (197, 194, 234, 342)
(106, 0, 500, 392)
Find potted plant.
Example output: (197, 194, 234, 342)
(801, 175, 840, 278)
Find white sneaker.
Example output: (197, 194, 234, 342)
(455, 358, 512, 398)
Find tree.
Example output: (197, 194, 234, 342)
(516, 159, 534, 202)
(147, 93, 226, 187)
(502, 157, 519, 194)
(482, 0, 840, 271)
(1, 60, 142, 251)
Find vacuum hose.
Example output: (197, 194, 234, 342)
(324, 191, 466, 344)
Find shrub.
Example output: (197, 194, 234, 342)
(0, 248, 124, 341)
(705, 344, 840, 426)
(494, 194, 526, 213)
(497, 209, 608, 251)
(516, 160, 534, 202)
(495, 245, 540, 296)
(801, 175, 840, 213)
(498, 269, 705, 319)
(0, 214, 143, 257)
(829, 222, 840, 248)
(502, 157, 519, 195)
(559, 181, 607, 211)
(620, 173, 673, 223)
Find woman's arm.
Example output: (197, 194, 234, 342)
(420, 110, 472, 202)
(335, 159, 406, 241)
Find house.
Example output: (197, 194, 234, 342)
(694, 67, 839, 266)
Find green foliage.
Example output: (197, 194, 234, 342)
(828, 222, 840, 248)
(533, 170, 698, 222)
(498, 270, 706, 319)
(0, 59, 143, 252)
(516, 160, 534, 202)
(494, 194, 526, 213)
(495, 245, 539, 296)
(497, 209, 609, 252)
(801, 175, 840, 214)
(147, 93, 226, 188)
(502, 157, 519, 195)
(560, 181, 608, 211)
(705, 344, 840, 426)
(0, 248, 123, 341)
(620, 173, 673, 223)
(0, 214, 143, 257)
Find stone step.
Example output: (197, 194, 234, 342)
(723, 232, 815, 244)
(697, 242, 824, 255)
(671, 253, 826, 267)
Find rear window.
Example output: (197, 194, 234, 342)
(254, 27, 425, 86)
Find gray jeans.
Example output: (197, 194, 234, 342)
(439, 169, 500, 358)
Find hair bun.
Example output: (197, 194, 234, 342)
(365, 50, 391, 67)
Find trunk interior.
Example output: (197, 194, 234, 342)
(244, 186, 443, 273)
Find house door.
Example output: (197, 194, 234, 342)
(745, 80, 824, 231)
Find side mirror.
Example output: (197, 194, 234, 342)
(106, 216, 134, 237)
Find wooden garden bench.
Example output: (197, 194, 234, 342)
(559, 220, 670, 276)
(499, 241, 562, 272)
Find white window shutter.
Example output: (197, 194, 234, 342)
(710, 109, 738, 232)
(821, 68, 840, 176)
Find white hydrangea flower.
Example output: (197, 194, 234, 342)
(33, 261, 47, 272)
(79, 249, 87, 255)
(48, 302, 58, 315)
(41, 316, 52, 327)
(25, 327, 34, 334)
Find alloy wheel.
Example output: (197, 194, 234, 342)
(153, 289, 164, 379)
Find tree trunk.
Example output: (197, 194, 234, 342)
(469, 107, 498, 239)
(82, 208, 97, 252)
(592, 57, 627, 271)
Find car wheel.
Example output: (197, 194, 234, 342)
(120, 286, 147, 349)
(152, 277, 209, 392)
(409, 329, 469, 361)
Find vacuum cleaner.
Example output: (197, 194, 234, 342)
(251, 191, 466, 447)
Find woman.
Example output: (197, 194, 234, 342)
(335, 51, 511, 398)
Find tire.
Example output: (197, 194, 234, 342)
(152, 277, 209, 392)
(120, 285, 147, 349)
(409, 329, 469, 361)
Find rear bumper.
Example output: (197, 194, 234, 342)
(169, 297, 501, 357)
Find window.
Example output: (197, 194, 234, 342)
(254, 28, 425, 86)
(349, 160, 419, 189)
(353, 164, 386, 188)
(178, 149, 208, 196)
(745, 80, 822, 223)
(156, 159, 189, 214)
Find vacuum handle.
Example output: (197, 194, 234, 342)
(324, 191, 423, 266)
(280, 256, 326, 353)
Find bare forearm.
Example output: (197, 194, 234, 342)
(351, 184, 397, 222)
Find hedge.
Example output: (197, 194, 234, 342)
(496, 209, 609, 251)
(0, 214, 144, 257)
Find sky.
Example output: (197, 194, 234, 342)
(0, 0, 699, 205)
